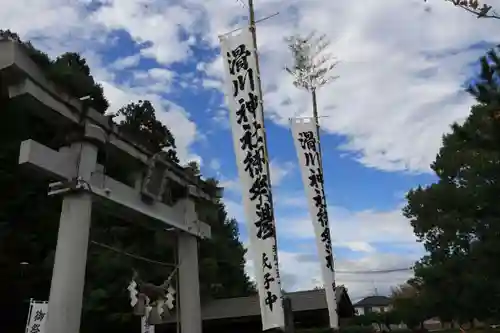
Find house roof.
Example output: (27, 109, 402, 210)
(164, 286, 352, 323)
(353, 296, 391, 307)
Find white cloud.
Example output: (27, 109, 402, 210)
(1, 1, 90, 41)
(282, 204, 417, 245)
(154, 100, 202, 164)
(1, 1, 203, 165)
(222, 182, 417, 252)
(219, 159, 295, 202)
(274, 193, 308, 209)
(220, 178, 241, 195)
(90, 0, 198, 65)
(131, 68, 175, 86)
(198, 0, 499, 173)
(336, 242, 376, 253)
(148, 68, 175, 82)
(7, 0, 497, 174)
(245, 248, 418, 300)
(224, 198, 245, 222)
(269, 159, 295, 186)
(202, 79, 222, 90)
(211, 108, 230, 128)
(209, 158, 221, 171)
(235, 193, 421, 296)
(99, 80, 201, 163)
(110, 54, 141, 70)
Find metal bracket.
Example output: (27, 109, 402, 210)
(48, 178, 87, 196)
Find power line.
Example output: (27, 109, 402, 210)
(90, 240, 176, 268)
(336, 267, 413, 274)
(338, 278, 405, 283)
(90, 239, 414, 274)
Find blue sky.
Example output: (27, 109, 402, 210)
(5, 0, 500, 300)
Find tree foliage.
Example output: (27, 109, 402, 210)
(117, 100, 178, 161)
(467, 46, 500, 106)
(403, 46, 500, 323)
(0, 29, 109, 113)
(50, 53, 109, 113)
(424, 0, 499, 19)
(390, 281, 431, 328)
(185, 161, 201, 177)
(284, 33, 339, 92)
(0, 31, 253, 333)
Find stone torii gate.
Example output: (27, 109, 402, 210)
(0, 36, 216, 333)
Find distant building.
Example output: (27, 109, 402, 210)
(161, 287, 355, 332)
(353, 295, 392, 316)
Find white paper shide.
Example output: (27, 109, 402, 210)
(220, 28, 285, 331)
(141, 307, 155, 333)
(291, 118, 338, 329)
(25, 300, 48, 333)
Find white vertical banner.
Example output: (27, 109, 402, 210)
(291, 117, 338, 329)
(220, 28, 285, 331)
(25, 300, 48, 333)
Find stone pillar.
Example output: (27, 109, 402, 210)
(45, 124, 104, 333)
(283, 297, 295, 333)
(178, 199, 202, 333)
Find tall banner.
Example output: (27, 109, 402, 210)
(220, 28, 285, 331)
(291, 117, 338, 329)
(25, 300, 48, 333)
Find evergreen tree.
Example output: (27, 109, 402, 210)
(50, 52, 109, 113)
(403, 46, 500, 323)
(117, 100, 178, 161)
(467, 46, 500, 106)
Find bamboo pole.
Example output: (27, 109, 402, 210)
(247, 0, 288, 332)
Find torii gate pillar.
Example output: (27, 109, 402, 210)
(178, 199, 202, 333)
(45, 125, 104, 333)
